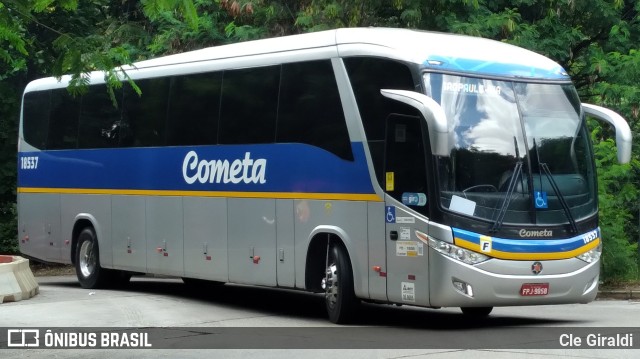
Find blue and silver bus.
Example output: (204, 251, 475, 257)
(18, 28, 632, 323)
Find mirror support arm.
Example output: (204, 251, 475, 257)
(582, 103, 632, 164)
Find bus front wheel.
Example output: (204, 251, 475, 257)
(460, 306, 493, 317)
(75, 227, 109, 289)
(322, 244, 358, 324)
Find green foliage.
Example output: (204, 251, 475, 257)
(146, 0, 287, 55)
(141, 0, 199, 30)
(295, 0, 386, 30)
(33, 0, 78, 12)
(0, 204, 18, 254)
(0, 82, 18, 201)
(51, 34, 140, 103)
(0, 1, 30, 78)
(591, 134, 639, 283)
(0, 81, 18, 255)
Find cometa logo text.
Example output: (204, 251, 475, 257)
(519, 229, 553, 238)
(182, 151, 267, 185)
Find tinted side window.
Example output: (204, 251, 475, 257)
(219, 66, 280, 144)
(78, 85, 123, 148)
(22, 91, 51, 149)
(278, 61, 353, 161)
(122, 78, 170, 147)
(47, 89, 80, 149)
(167, 72, 221, 146)
(344, 57, 417, 141)
(344, 57, 417, 186)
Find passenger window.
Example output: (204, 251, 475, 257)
(47, 89, 81, 150)
(219, 66, 280, 144)
(122, 78, 170, 147)
(278, 60, 353, 161)
(78, 85, 123, 148)
(167, 72, 222, 146)
(22, 91, 51, 149)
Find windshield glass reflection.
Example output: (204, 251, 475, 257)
(424, 73, 596, 226)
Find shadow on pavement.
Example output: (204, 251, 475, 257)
(43, 276, 586, 329)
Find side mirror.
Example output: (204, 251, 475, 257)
(380, 89, 450, 156)
(582, 103, 632, 164)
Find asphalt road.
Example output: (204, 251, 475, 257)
(1, 275, 639, 358)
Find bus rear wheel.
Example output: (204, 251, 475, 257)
(460, 306, 493, 317)
(322, 244, 358, 324)
(75, 227, 109, 289)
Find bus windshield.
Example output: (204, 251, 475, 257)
(423, 73, 596, 227)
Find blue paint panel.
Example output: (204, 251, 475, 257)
(18, 143, 375, 195)
(452, 227, 599, 254)
(424, 56, 569, 80)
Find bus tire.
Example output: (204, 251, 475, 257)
(323, 244, 358, 324)
(460, 306, 493, 317)
(74, 227, 109, 289)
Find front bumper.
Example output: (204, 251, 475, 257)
(429, 250, 599, 307)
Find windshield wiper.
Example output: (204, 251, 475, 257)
(539, 162, 578, 234)
(490, 161, 522, 233)
(490, 137, 523, 233)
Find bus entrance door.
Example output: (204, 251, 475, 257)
(384, 114, 431, 306)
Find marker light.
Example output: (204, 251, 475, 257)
(453, 279, 474, 297)
(426, 60, 444, 66)
(577, 241, 602, 263)
(583, 276, 598, 295)
(420, 232, 489, 265)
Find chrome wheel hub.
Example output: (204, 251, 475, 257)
(79, 240, 96, 278)
(322, 263, 339, 307)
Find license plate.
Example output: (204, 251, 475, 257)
(520, 283, 549, 296)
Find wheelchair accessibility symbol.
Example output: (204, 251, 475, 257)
(385, 206, 396, 223)
(534, 191, 548, 209)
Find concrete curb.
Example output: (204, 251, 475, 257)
(596, 290, 640, 300)
(0, 255, 40, 303)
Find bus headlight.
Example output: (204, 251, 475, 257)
(426, 236, 490, 265)
(577, 242, 602, 263)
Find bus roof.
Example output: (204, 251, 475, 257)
(336, 28, 569, 80)
(25, 27, 569, 92)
